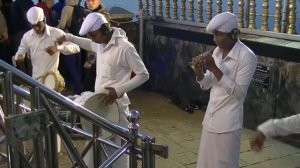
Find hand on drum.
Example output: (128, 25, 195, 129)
(101, 87, 118, 106)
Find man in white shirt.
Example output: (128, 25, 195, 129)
(57, 13, 149, 167)
(192, 12, 257, 168)
(13, 6, 80, 87)
(250, 114, 300, 152)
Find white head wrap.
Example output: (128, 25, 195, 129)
(79, 13, 108, 36)
(26, 6, 45, 25)
(206, 12, 238, 33)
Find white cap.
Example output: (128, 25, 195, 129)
(206, 12, 238, 33)
(26, 6, 45, 25)
(79, 13, 108, 36)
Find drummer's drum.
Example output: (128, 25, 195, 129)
(37, 70, 65, 92)
(73, 92, 120, 139)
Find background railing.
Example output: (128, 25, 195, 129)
(138, 0, 299, 34)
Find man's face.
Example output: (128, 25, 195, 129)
(213, 30, 232, 49)
(88, 29, 106, 44)
(86, 0, 101, 10)
(32, 21, 46, 35)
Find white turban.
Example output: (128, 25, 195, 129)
(79, 13, 108, 36)
(26, 6, 45, 25)
(206, 12, 238, 33)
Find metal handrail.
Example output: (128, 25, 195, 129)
(0, 59, 168, 168)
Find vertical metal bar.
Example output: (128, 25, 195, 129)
(238, 0, 244, 28)
(142, 136, 155, 168)
(216, 0, 222, 14)
(274, 0, 282, 32)
(197, 0, 203, 22)
(93, 125, 101, 168)
(144, 0, 150, 16)
(244, 0, 251, 28)
(228, 0, 233, 12)
(180, 0, 186, 20)
(2, 72, 19, 168)
(281, 0, 289, 32)
(287, 0, 296, 34)
(248, 0, 256, 29)
(139, 0, 143, 10)
(206, 0, 213, 23)
(188, 0, 194, 21)
(172, 0, 179, 20)
(166, 0, 171, 18)
(128, 110, 140, 168)
(151, 0, 157, 16)
(31, 87, 46, 168)
(261, 0, 269, 31)
(158, 0, 163, 17)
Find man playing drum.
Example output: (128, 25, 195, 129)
(13, 6, 80, 92)
(57, 12, 149, 167)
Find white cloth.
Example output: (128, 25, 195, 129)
(79, 12, 108, 36)
(66, 27, 149, 110)
(258, 114, 300, 138)
(14, 25, 80, 79)
(206, 12, 238, 33)
(197, 129, 241, 168)
(197, 40, 257, 133)
(26, 6, 44, 25)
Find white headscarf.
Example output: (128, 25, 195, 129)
(206, 12, 238, 33)
(79, 13, 108, 36)
(26, 6, 45, 25)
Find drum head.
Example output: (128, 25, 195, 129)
(43, 75, 56, 90)
(81, 94, 120, 139)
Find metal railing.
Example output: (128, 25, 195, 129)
(138, 0, 299, 35)
(0, 59, 168, 168)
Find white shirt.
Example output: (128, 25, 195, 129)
(14, 25, 80, 79)
(198, 40, 257, 133)
(66, 27, 149, 108)
(258, 114, 300, 138)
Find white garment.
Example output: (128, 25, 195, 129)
(198, 40, 257, 133)
(197, 129, 241, 168)
(14, 25, 80, 79)
(26, 6, 44, 25)
(66, 27, 149, 110)
(258, 114, 300, 138)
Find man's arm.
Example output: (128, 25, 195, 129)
(57, 33, 95, 53)
(250, 114, 300, 152)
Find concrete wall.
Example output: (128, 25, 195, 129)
(140, 20, 300, 145)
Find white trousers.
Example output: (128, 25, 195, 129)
(197, 128, 242, 168)
(83, 105, 129, 168)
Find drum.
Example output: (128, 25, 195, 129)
(73, 92, 120, 139)
(37, 70, 65, 92)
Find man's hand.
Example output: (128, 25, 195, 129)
(101, 87, 118, 106)
(192, 56, 205, 81)
(250, 131, 266, 152)
(46, 46, 59, 55)
(56, 35, 67, 45)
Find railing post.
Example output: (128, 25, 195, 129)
(158, 0, 163, 17)
(281, 0, 289, 32)
(128, 110, 140, 168)
(142, 136, 155, 168)
(188, 0, 194, 21)
(228, 0, 233, 12)
(166, 0, 171, 18)
(216, 0, 222, 14)
(274, 0, 282, 32)
(244, 0, 251, 28)
(197, 0, 203, 22)
(151, 0, 156, 16)
(144, 0, 150, 16)
(172, 0, 178, 20)
(261, 0, 269, 31)
(139, 0, 143, 10)
(287, 0, 296, 34)
(238, 0, 244, 28)
(248, 0, 256, 29)
(180, 0, 186, 20)
(206, 0, 213, 23)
